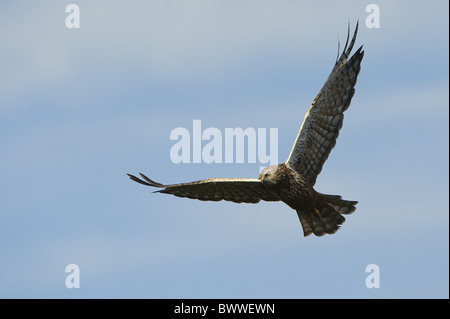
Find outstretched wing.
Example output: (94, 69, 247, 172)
(127, 173, 279, 203)
(286, 22, 364, 186)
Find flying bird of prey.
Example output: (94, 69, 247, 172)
(128, 23, 364, 237)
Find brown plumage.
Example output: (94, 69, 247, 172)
(128, 23, 363, 237)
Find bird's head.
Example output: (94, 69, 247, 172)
(259, 165, 279, 185)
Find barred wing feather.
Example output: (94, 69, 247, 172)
(286, 23, 364, 186)
(127, 173, 279, 203)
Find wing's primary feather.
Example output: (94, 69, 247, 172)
(286, 22, 364, 186)
(127, 173, 279, 203)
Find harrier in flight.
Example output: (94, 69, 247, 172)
(128, 23, 364, 237)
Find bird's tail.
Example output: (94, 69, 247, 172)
(296, 194, 357, 237)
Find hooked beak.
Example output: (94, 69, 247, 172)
(260, 176, 276, 186)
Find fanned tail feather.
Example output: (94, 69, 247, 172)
(297, 194, 357, 237)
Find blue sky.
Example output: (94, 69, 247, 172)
(0, 0, 448, 298)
